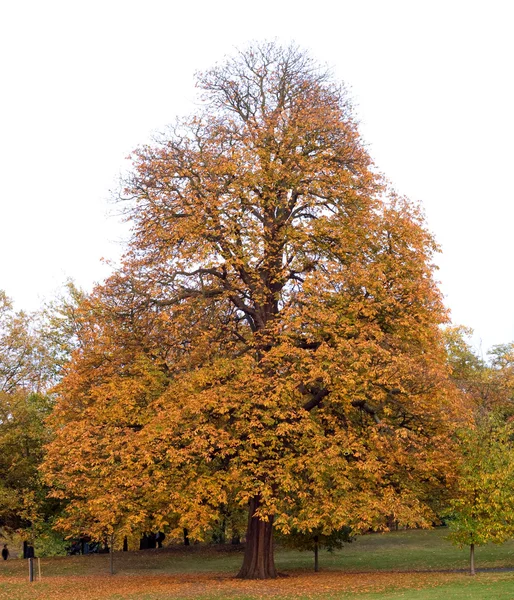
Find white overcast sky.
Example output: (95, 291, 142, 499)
(1, 0, 513, 353)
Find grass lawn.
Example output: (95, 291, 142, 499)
(1, 528, 514, 599)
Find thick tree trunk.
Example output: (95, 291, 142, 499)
(470, 543, 475, 576)
(237, 496, 277, 579)
(314, 535, 319, 572)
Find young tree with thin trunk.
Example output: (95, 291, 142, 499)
(278, 527, 353, 572)
(447, 416, 514, 575)
(43, 42, 461, 579)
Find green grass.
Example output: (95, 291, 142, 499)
(295, 527, 514, 572)
(1, 528, 514, 599)
(124, 576, 514, 600)
(323, 573, 514, 600)
(4, 527, 514, 577)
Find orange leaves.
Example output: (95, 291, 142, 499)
(41, 43, 464, 577)
(0, 569, 476, 600)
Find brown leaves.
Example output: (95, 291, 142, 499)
(0, 569, 489, 600)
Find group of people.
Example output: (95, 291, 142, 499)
(1, 542, 36, 561)
(67, 538, 109, 555)
(0, 531, 168, 561)
(1, 543, 31, 560)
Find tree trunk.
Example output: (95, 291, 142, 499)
(183, 528, 190, 546)
(314, 535, 319, 572)
(237, 496, 277, 579)
(109, 534, 114, 575)
(470, 543, 475, 576)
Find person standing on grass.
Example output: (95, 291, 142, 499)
(2, 545, 8, 560)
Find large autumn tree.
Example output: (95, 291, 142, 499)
(44, 42, 461, 578)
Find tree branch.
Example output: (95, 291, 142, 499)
(175, 268, 226, 280)
(152, 287, 225, 307)
(351, 399, 381, 424)
(302, 387, 329, 411)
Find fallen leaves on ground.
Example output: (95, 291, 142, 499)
(0, 570, 491, 600)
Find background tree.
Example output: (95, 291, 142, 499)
(42, 279, 181, 546)
(44, 42, 462, 579)
(443, 328, 514, 575)
(37, 280, 86, 385)
(488, 343, 514, 415)
(444, 326, 485, 385)
(0, 291, 47, 394)
(447, 415, 514, 575)
(0, 391, 52, 531)
(278, 526, 353, 572)
(0, 291, 60, 542)
(444, 326, 514, 416)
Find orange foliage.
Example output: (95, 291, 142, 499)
(0, 570, 480, 600)
(42, 42, 462, 577)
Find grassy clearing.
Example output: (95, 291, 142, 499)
(1, 528, 514, 599)
(293, 527, 514, 572)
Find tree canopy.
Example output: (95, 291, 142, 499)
(0, 291, 57, 533)
(447, 415, 514, 575)
(43, 42, 462, 578)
